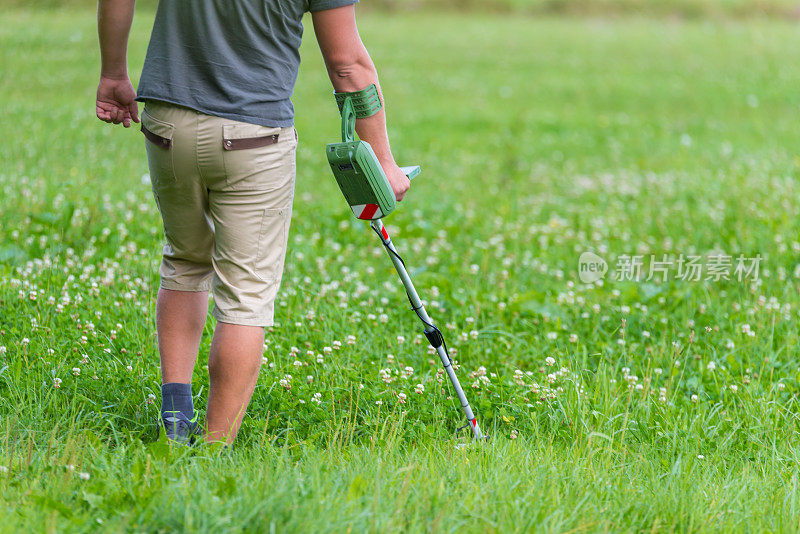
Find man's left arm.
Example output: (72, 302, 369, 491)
(96, 0, 139, 127)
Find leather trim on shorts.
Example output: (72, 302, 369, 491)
(141, 123, 172, 149)
(222, 134, 280, 151)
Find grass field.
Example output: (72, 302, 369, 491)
(2, 6, 800, 533)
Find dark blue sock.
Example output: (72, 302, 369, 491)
(161, 382, 194, 420)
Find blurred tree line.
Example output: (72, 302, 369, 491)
(8, 0, 800, 18)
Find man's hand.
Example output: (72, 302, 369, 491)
(96, 75, 139, 127)
(383, 160, 411, 201)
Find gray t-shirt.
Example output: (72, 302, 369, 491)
(136, 0, 358, 127)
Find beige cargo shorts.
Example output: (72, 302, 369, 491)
(141, 100, 296, 327)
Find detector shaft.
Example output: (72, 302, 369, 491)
(370, 219, 484, 440)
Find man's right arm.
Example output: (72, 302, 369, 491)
(96, 0, 139, 127)
(311, 5, 410, 201)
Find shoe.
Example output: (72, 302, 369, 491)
(161, 411, 201, 445)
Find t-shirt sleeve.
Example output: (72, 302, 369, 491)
(308, 0, 358, 12)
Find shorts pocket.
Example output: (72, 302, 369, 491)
(221, 123, 294, 191)
(141, 108, 176, 186)
(255, 207, 290, 283)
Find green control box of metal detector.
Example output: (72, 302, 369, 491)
(326, 84, 419, 220)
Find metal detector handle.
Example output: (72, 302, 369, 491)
(400, 165, 421, 180)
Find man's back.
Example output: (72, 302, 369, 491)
(136, 0, 348, 127)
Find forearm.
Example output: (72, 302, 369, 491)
(98, 0, 135, 79)
(327, 52, 395, 165)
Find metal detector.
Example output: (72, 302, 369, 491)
(326, 86, 486, 442)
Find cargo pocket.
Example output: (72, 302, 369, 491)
(141, 109, 176, 186)
(255, 207, 290, 283)
(221, 123, 289, 191)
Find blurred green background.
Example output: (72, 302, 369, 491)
(8, 0, 800, 17)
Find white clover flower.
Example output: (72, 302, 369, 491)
(691, 394, 698, 403)
(311, 393, 322, 404)
(0, 346, 6, 355)
(323, 346, 332, 354)
(729, 384, 738, 393)
(316, 354, 324, 364)
(375, 400, 383, 406)
(397, 392, 407, 403)
(261, 357, 269, 366)
(654, 368, 663, 375)
(697, 455, 705, 460)
(778, 383, 786, 391)
(293, 360, 303, 368)
(569, 334, 578, 343)
(307, 375, 314, 383)
(706, 361, 716, 371)
(386, 354, 395, 363)
(414, 384, 425, 394)
(53, 377, 62, 388)
(379, 369, 393, 384)
(510, 429, 518, 440)
(279, 374, 292, 389)
(346, 335, 356, 345)
(0, 466, 7, 474)
(617, 339, 626, 346)
(72, 367, 80, 376)
(726, 340, 735, 350)
(396, 335, 405, 344)
(545, 357, 555, 366)
(546, 332, 557, 340)
(78, 472, 90, 481)
(378, 314, 389, 323)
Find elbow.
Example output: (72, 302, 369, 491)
(326, 53, 374, 91)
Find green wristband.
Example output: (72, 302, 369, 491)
(334, 84, 382, 118)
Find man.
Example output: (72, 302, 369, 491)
(96, 0, 410, 445)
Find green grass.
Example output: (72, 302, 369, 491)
(2, 6, 800, 533)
